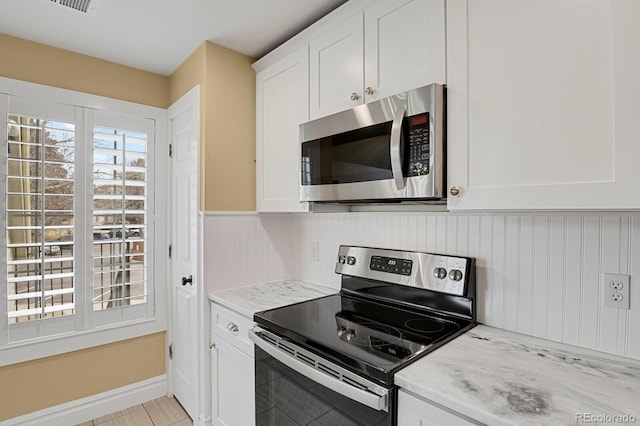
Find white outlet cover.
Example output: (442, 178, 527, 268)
(310, 242, 320, 262)
(603, 273, 630, 309)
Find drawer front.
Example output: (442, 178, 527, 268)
(211, 302, 254, 357)
(398, 389, 480, 426)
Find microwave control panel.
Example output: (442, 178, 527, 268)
(407, 112, 430, 176)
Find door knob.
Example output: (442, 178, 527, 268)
(365, 86, 375, 95)
(182, 275, 193, 286)
(350, 92, 360, 101)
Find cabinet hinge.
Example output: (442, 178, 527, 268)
(169, 143, 172, 157)
(169, 244, 172, 259)
(169, 344, 173, 359)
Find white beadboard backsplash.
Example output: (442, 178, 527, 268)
(203, 212, 640, 360)
(203, 213, 294, 292)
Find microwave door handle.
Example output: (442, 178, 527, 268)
(390, 104, 406, 190)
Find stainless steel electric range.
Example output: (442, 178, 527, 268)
(250, 245, 476, 426)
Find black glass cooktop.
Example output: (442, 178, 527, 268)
(254, 293, 473, 385)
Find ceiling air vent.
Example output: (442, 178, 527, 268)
(50, 0, 93, 14)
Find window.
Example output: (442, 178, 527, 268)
(0, 83, 166, 356)
(7, 114, 76, 323)
(92, 125, 148, 312)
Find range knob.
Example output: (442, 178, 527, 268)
(338, 255, 346, 264)
(449, 269, 463, 281)
(337, 327, 356, 341)
(344, 329, 356, 340)
(433, 267, 447, 279)
(347, 256, 356, 265)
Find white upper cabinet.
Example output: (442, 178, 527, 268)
(447, 0, 640, 210)
(310, 0, 446, 120)
(309, 13, 364, 119)
(364, 0, 446, 102)
(256, 46, 310, 212)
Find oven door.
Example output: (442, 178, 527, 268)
(250, 328, 394, 426)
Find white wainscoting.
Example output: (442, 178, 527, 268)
(202, 212, 640, 360)
(202, 213, 294, 292)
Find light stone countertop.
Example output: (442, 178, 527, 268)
(395, 325, 640, 426)
(207, 279, 337, 319)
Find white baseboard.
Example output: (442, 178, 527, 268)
(1, 375, 168, 426)
(196, 414, 213, 426)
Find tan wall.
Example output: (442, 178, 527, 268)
(0, 33, 170, 108)
(169, 44, 208, 210)
(0, 333, 166, 421)
(203, 42, 256, 211)
(169, 43, 206, 105)
(169, 41, 256, 211)
(0, 33, 256, 421)
(0, 33, 168, 421)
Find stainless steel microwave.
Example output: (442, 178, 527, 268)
(300, 84, 445, 203)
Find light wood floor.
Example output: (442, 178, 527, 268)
(76, 396, 192, 426)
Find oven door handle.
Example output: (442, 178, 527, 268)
(249, 328, 389, 412)
(390, 104, 406, 191)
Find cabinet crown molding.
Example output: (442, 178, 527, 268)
(252, 0, 371, 72)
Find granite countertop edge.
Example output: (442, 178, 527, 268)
(207, 279, 337, 319)
(395, 324, 640, 426)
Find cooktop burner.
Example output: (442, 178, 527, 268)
(336, 321, 402, 347)
(404, 318, 446, 333)
(253, 245, 476, 385)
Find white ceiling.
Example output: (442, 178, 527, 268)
(0, 0, 347, 76)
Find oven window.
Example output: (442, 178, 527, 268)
(301, 121, 394, 185)
(255, 346, 393, 426)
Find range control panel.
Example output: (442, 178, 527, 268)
(370, 256, 413, 276)
(335, 245, 472, 297)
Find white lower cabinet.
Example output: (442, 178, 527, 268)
(398, 389, 479, 426)
(211, 302, 255, 426)
(212, 337, 255, 426)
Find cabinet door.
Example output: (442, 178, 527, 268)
(447, 0, 640, 210)
(256, 46, 309, 212)
(398, 390, 478, 426)
(309, 12, 364, 119)
(364, 0, 446, 102)
(212, 336, 255, 426)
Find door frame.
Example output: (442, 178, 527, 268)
(167, 85, 204, 423)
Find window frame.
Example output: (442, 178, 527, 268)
(0, 77, 168, 367)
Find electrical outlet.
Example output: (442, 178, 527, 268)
(603, 273, 630, 309)
(310, 242, 320, 262)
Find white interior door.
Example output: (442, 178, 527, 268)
(169, 86, 199, 420)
